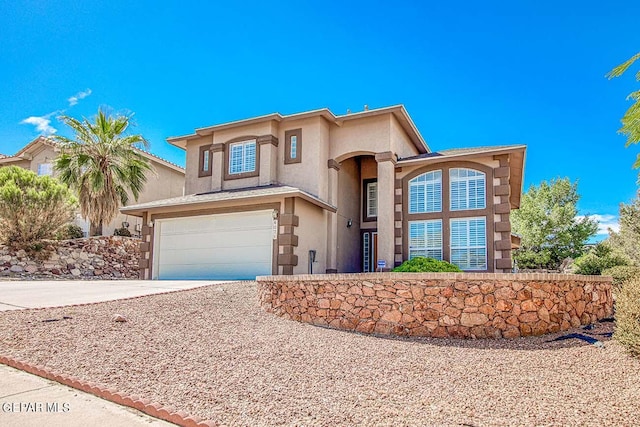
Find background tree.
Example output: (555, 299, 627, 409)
(511, 177, 598, 270)
(54, 108, 153, 236)
(607, 52, 640, 177)
(608, 192, 640, 265)
(0, 166, 77, 247)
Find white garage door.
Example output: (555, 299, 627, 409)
(153, 210, 275, 280)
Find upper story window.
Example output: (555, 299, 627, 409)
(37, 162, 53, 176)
(284, 129, 302, 164)
(198, 145, 212, 177)
(363, 179, 377, 220)
(229, 140, 256, 175)
(408, 170, 442, 213)
(450, 168, 486, 211)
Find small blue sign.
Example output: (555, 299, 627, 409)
(377, 260, 386, 269)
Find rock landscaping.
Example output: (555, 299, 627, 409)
(257, 272, 614, 338)
(0, 237, 140, 280)
(0, 282, 637, 426)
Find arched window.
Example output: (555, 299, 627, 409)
(450, 168, 486, 211)
(408, 170, 442, 213)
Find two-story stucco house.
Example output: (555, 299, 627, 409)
(0, 136, 186, 236)
(122, 105, 525, 280)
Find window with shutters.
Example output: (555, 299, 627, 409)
(408, 220, 443, 260)
(450, 168, 486, 211)
(450, 217, 487, 270)
(408, 170, 442, 213)
(229, 140, 256, 175)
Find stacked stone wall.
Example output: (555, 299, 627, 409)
(0, 237, 140, 279)
(257, 273, 613, 339)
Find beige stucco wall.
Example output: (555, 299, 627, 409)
(107, 162, 185, 236)
(277, 116, 330, 199)
(336, 157, 361, 273)
(390, 114, 421, 160)
(293, 198, 327, 275)
(329, 115, 390, 163)
(184, 136, 214, 195)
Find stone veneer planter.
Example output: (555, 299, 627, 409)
(256, 273, 613, 339)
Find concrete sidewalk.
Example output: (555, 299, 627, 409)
(0, 280, 226, 311)
(0, 364, 176, 427)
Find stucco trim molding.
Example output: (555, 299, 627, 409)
(375, 151, 397, 164)
(327, 159, 341, 171)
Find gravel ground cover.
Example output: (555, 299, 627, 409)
(0, 281, 638, 426)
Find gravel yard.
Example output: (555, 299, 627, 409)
(0, 281, 638, 426)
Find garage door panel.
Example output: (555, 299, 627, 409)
(160, 229, 273, 251)
(155, 210, 274, 280)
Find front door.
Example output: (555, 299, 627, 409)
(362, 230, 378, 272)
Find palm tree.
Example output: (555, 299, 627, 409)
(54, 108, 154, 236)
(607, 52, 640, 170)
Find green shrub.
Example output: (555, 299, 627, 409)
(113, 227, 132, 237)
(574, 242, 631, 275)
(0, 166, 77, 248)
(614, 275, 640, 357)
(55, 223, 85, 240)
(602, 265, 640, 288)
(393, 257, 462, 273)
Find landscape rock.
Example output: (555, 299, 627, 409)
(0, 237, 140, 280)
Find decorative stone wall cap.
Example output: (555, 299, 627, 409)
(256, 272, 613, 283)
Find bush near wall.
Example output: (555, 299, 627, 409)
(0, 236, 140, 279)
(602, 266, 640, 288)
(614, 276, 640, 357)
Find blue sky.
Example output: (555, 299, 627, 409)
(1, 0, 638, 239)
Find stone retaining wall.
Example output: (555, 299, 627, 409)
(0, 237, 140, 280)
(257, 273, 614, 339)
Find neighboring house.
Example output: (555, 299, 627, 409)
(122, 105, 526, 280)
(0, 136, 185, 236)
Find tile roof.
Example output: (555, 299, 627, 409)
(121, 184, 336, 215)
(398, 144, 526, 162)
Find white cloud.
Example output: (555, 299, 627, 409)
(68, 88, 92, 106)
(576, 214, 620, 235)
(20, 113, 57, 135)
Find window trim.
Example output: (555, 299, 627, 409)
(401, 161, 494, 272)
(198, 145, 212, 178)
(223, 137, 260, 181)
(450, 216, 488, 271)
(284, 128, 302, 164)
(362, 178, 378, 222)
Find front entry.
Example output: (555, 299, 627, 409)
(362, 230, 378, 272)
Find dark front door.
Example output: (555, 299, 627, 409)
(362, 230, 378, 272)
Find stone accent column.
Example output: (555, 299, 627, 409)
(493, 154, 512, 272)
(326, 159, 340, 273)
(139, 212, 153, 280)
(211, 143, 224, 192)
(257, 135, 278, 186)
(278, 197, 299, 275)
(376, 151, 396, 271)
(394, 176, 403, 267)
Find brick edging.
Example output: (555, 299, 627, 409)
(0, 355, 213, 426)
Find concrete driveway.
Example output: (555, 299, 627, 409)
(0, 280, 228, 311)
